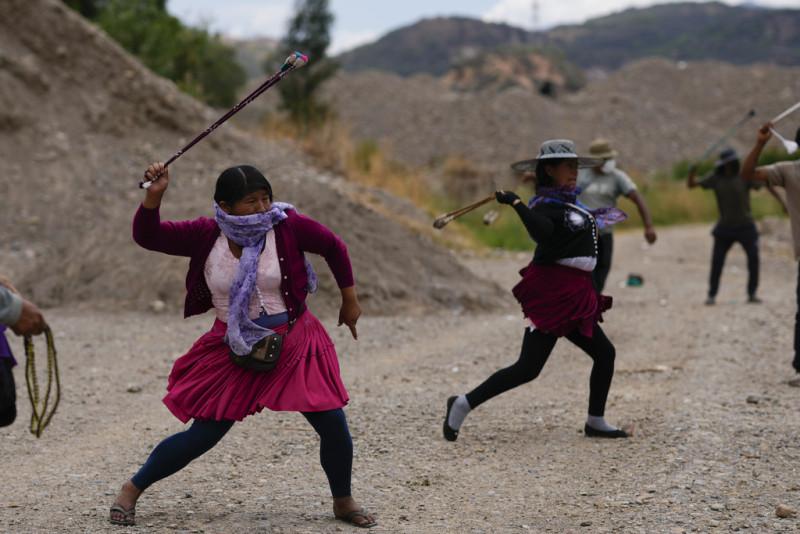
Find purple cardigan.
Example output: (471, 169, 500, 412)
(132, 204, 354, 320)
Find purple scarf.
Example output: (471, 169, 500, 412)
(214, 202, 318, 356)
(530, 185, 627, 230)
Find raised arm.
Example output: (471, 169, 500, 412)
(741, 122, 773, 183)
(142, 162, 169, 209)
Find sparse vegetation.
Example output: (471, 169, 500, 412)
(261, 116, 797, 251)
(63, 0, 247, 108)
(275, 0, 339, 127)
(621, 147, 799, 232)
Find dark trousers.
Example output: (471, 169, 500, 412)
(708, 223, 759, 298)
(465, 325, 616, 417)
(794, 262, 800, 372)
(591, 233, 614, 293)
(131, 408, 353, 498)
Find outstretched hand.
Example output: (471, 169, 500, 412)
(337, 286, 361, 340)
(495, 190, 520, 205)
(11, 300, 46, 337)
(338, 301, 360, 340)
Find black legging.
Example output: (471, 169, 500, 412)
(465, 325, 616, 417)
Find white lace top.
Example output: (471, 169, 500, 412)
(204, 231, 288, 322)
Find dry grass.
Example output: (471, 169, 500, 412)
(256, 117, 791, 250)
(257, 116, 430, 208)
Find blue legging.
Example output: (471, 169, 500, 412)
(130, 409, 353, 498)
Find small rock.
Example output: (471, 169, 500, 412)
(149, 299, 166, 313)
(125, 384, 142, 393)
(776, 504, 797, 518)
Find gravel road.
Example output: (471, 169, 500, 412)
(2, 222, 800, 534)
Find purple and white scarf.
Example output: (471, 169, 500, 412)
(529, 185, 627, 230)
(214, 202, 318, 356)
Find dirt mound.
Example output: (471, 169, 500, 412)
(0, 0, 507, 317)
(322, 58, 800, 189)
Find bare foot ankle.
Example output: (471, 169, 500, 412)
(333, 496, 376, 527)
(110, 480, 142, 524)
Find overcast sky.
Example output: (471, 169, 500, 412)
(166, 0, 798, 55)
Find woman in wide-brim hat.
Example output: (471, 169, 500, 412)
(443, 139, 632, 441)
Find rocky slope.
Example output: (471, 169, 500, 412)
(0, 0, 506, 317)
(322, 58, 800, 185)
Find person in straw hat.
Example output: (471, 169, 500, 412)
(687, 146, 786, 306)
(741, 121, 800, 387)
(443, 139, 632, 441)
(577, 138, 657, 292)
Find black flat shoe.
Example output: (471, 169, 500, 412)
(443, 396, 459, 441)
(584, 423, 628, 438)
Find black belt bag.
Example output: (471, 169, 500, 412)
(229, 311, 295, 372)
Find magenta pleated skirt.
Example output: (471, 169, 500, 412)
(511, 263, 612, 338)
(163, 309, 349, 423)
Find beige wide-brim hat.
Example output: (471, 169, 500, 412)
(588, 138, 618, 159)
(511, 139, 602, 172)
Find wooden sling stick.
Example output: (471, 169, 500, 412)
(432, 194, 496, 229)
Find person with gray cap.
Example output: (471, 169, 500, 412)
(577, 139, 657, 292)
(688, 146, 786, 306)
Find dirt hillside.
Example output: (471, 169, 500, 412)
(0, 0, 507, 317)
(321, 60, 800, 189)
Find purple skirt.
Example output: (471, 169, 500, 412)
(163, 309, 349, 423)
(511, 263, 612, 338)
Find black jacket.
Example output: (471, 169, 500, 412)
(512, 200, 598, 264)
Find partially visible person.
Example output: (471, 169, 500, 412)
(0, 280, 46, 336)
(109, 162, 376, 528)
(577, 138, 657, 292)
(0, 279, 47, 427)
(741, 122, 800, 387)
(443, 139, 631, 443)
(688, 147, 787, 305)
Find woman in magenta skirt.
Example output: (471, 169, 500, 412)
(443, 139, 630, 442)
(110, 163, 376, 528)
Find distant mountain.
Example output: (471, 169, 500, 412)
(336, 17, 533, 77)
(336, 2, 800, 76)
(545, 1, 800, 70)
